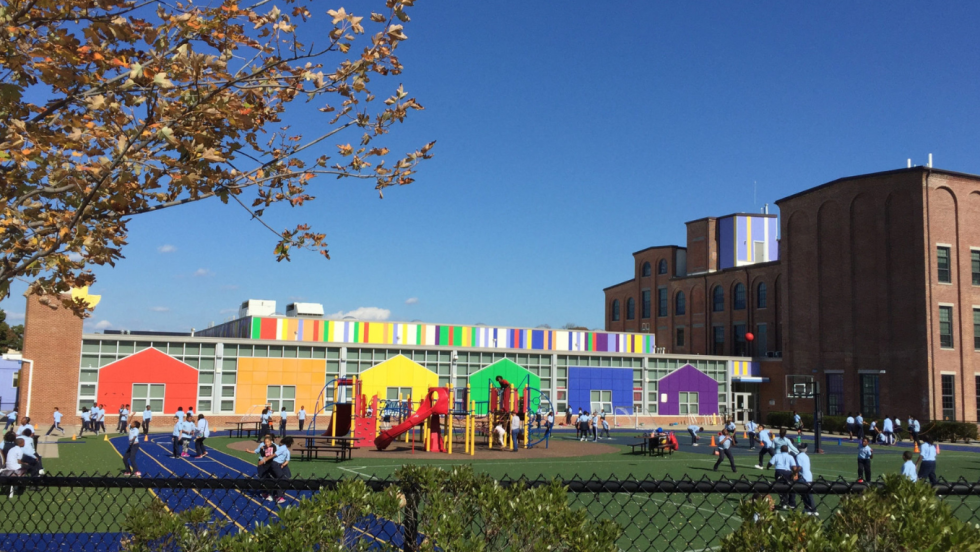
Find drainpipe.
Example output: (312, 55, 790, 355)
(21, 359, 34, 417)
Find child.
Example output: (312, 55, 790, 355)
(45, 408, 64, 436)
(260, 408, 272, 437)
(590, 411, 599, 442)
(493, 422, 506, 446)
(117, 404, 129, 434)
(882, 416, 894, 445)
(96, 404, 107, 434)
(845, 413, 855, 440)
(600, 415, 611, 439)
(745, 419, 757, 450)
(195, 414, 210, 458)
(857, 437, 873, 483)
(792, 411, 803, 437)
(179, 414, 196, 458)
(765, 445, 797, 509)
(142, 405, 153, 435)
(577, 411, 589, 442)
(917, 435, 938, 484)
(297, 406, 307, 432)
(279, 407, 288, 438)
(171, 415, 181, 458)
(79, 408, 91, 437)
(725, 419, 738, 446)
(3, 409, 16, 431)
(901, 450, 917, 482)
(187, 405, 195, 418)
(712, 429, 737, 473)
(123, 421, 141, 476)
(755, 425, 774, 468)
(687, 425, 703, 446)
(271, 436, 293, 505)
(254, 434, 278, 500)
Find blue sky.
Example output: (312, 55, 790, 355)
(5, 2, 980, 332)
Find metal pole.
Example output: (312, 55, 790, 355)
(814, 390, 823, 454)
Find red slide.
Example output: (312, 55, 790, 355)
(374, 387, 450, 450)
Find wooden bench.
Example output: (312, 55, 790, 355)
(627, 441, 647, 455)
(650, 443, 673, 457)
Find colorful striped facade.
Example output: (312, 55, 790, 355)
(197, 317, 657, 354)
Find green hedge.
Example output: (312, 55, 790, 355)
(764, 411, 979, 443)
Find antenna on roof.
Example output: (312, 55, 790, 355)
(928, 153, 933, 168)
(907, 159, 911, 168)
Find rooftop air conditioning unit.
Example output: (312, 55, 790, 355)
(286, 302, 325, 317)
(239, 299, 276, 318)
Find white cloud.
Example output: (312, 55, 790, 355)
(405, 297, 419, 305)
(66, 252, 83, 262)
(5, 312, 24, 321)
(158, 245, 177, 253)
(149, 307, 170, 312)
(329, 307, 391, 321)
(193, 268, 213, 277)
(94, 320, 112, 330)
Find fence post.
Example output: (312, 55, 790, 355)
(402, 482, 420, 552)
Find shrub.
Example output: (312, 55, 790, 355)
(721, 474, 980, 552)
(924, 421, 978, 443)
(764, 411, 850, 435)
(121, 466, 622, 552)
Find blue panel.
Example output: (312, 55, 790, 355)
(718, 216, 735, 269)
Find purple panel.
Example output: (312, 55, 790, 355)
(657, 364, 720, 416)
(596, 333, 608, 352)
(751, 216, 766, 262)
(768, 218, 779, 261)
(718, 217, 735, 269)
(0, 360, 19, 409)
(736, 216, 748, 263)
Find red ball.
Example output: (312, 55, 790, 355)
(745, 332, 755, 341)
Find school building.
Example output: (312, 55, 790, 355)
(17, 295, 753, 427)
(604, 166, 980, 424)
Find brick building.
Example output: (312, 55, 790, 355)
(604, 166, 980, 424)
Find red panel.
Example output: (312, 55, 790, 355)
(97, 348, 199, 415)
(363, 322, 370, 342)
(260, 318, 277, 340)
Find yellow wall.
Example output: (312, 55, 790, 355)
(359, 355, 438, 403)
(235, 358, 326, 414)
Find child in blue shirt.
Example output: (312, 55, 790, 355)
(901, 451, 917, 482)
(271, 436, 293, 505)
(255, 434, 278, 500)
(171, 416, 182, 457)
(80, 408, 91, 437)
(857, 438, 873, 482)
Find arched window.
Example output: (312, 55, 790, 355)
(757, 282, 767, 309)
(641, 262, 651, 277)
(675, 291, 686, 316)
(712, 286, 724, 312)
(733, 283, 746, 310)
(626, 298, 636, 320)
(658, 259, 668, 274)
(611, 299, 620, 321)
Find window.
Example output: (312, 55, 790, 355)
(267, 385, 296, 413)
(757, 283, 767, 309)
(976, 375, 980, 423)
(940, 306, 954, 348)
(941, 375, 956, 420)
(938, 246, 951, 283)
(590, 390, 612, 414)
(975, 308, 980, 350)
(386, 387, 412, 401)
(826, 374, 844, 416)
(626, 298, 635, 320)
(733, 283, 746, 310)
(11, 371, 18, 388)
(756, 323, 768, 356)
(675, 291, 686, 315)
(974, 251, 980, 285)
(220, 370, 237, 413)
(859, 375, 880, 418)
(678, 391, 699, 415)
(733, 324, 747, 356)
(712, 326, 725, 355)
(657, 288, 667, 317)
(132, 384, 165, 413)
(611, 300, 620, 322)
(658, 259, 668, 274)
(641, 290, 651, 318)
(642, 262, 651, 277)
(676, 328, 685, 347)
(712, 286, 724, 312)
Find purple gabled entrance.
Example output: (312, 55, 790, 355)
(658, 364, 719, 416)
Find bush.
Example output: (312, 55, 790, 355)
(764, 411, 850, 435)
(924, 421, 978, 443)
(121, 466, 622, 552)
(722, 474, 980, 552)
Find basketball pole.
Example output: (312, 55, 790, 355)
(814, 386, 824, 454)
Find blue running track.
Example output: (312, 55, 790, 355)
(0, 435, 404, 551)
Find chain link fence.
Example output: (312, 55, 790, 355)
(1, 474, 980, 551)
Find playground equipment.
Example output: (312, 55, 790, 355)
(308, 377, 379, 447)
(374, 384, 477, 454)
(613, 407, 638, 430)
(481, 376, 555, 450)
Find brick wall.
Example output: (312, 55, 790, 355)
(20, 295, 83, 421)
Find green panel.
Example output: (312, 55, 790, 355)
(251, 317, 261, 339)
(354, 322, 360, 342)
(467, 358, 542, 415)
(453, 326, 462, 347)
(439, 326, 448, 346)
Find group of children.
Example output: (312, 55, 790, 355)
(0, 416, 44, 485)
(258, 406, 308, 438)
(844, 413, 920, 445)
(170, 412, 211, 460)
(572, 408, 611, 441)
(254, 434, 293, 504)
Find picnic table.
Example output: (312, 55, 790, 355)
(225, 421, 261, 439)
(295, 435, 356, 462)
(627, 434, 673, 457)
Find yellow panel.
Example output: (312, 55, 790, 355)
(359, 355, 438, 403)
(267, 372, 282, 386)
(252, 384, 267, 401)
(282, 371, 297, 385)
(238, 370, 253, 385)
(252, 370, 268, 385)
(300, 359, 324, 373)
(283, 359, 300, 372)
(297, 371, 313, 386)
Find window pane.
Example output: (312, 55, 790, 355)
(283, 400, 295, 412)
(198, 400, 212, 412)
(938, 247, 951, 283)
(150, 399, 164, 412)
(221, 400, 235, 412)
(590, 390, 599, 401)
(680, 404, 688, 414)
(940, 306, 954, 348)
(973, 251, 980, 286)
(133, 384, 148, 398)
(131, 399, 146, 412)
(221, 373, 237, 384)
(199, 385, 213, 396)
(200, 372, 214, 385)
(269, 399, 280, 412)
(149, 384, 165, 399)
(222, 386, 236, 398)
(283, 386, 296, 399)
(642, 290, 651, 318)
(658, 288, 667, 317)
(79, 370, 99, 383)
(268, 386, 281, 399)
(80, 384, 96, 396)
